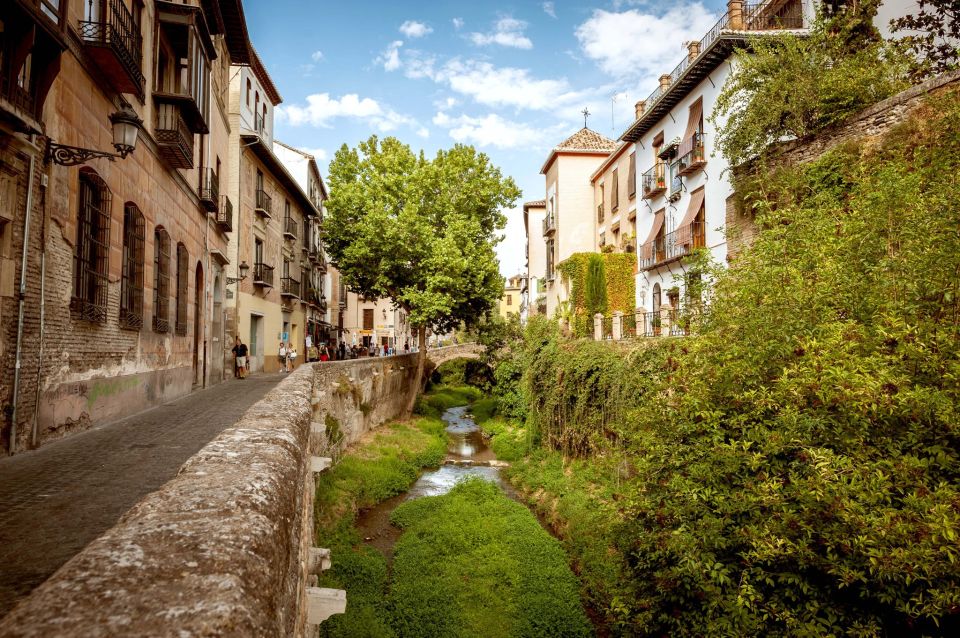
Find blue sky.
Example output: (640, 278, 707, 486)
(246, 0, 728, 276)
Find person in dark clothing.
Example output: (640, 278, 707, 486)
(231, 337, 249, 379)
(338, 342, 346, 361)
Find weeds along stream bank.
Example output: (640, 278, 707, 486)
(313, 384, 592, 638)
(467, 88, 960, 637)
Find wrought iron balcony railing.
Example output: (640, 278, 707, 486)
(253, 262, 274, 287)
(216, 195, 233, 232)
(199, 168, 219, 212)
(78, 0, 144, 94)
(638, 221, 706, 270)
(280, 276, 300, 298)
(255, 188, 272, 217)
(155, 103, 193, 169)
(642, 163, 667, 199)
(283, 215, 298, 240)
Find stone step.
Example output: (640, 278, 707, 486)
(306, 587, 346, 624)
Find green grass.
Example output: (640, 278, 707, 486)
(413, 384, 483, 418)
(468, 396, 497, 425)
(478, 416, 530, 462)
(388, 478, 593, 638)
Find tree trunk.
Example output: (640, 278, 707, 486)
(404, 325, 428, 416)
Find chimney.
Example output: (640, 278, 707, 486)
(659, 74, 672, 92)
(727, 0, 744, 30)
(634, 100, 646, 119)
(687, 40, 701, 61)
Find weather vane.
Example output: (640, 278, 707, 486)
(582, 107, 590, 128)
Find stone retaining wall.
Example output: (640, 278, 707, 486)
(0, 354, 421, 637)
(727, 70, 960, 260)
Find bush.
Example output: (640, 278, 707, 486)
(413, 384, 483, 418)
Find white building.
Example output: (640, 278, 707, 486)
(539, 127, 617, 318)
(522, 199, 546, 321)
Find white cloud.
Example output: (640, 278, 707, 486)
(299, 147, 328, 163)
(575, 3, 717, 81)
(432, 112, 553, 150)
(542, 2, 557, 18)
(416, 127, 430, 138)
(452, 17, 464, 30)
(378, 40, 404, 72)
(311, 50, 324, 62)
(399, 20, 432, 38)
(469, 17, 533, 49)
(277, 93, 416, 133)
(431, 59, 586, 112)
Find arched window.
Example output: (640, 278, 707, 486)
(262, 104, 267, 132)
(120, 203, 145, 329)
(245, 78, 251, 106)
(175, 242, 189, 335)
(72, 168, 111, 324)
(153, 228, 171, 333)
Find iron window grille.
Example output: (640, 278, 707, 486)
(175, 242, 188, 335)
(153, 228, 171, 333)
(71, 169, 111, 324)
(119, 203, 145, 329)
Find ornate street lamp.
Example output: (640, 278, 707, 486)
(47, 104, 143, 166)
(226, 261, 250, 285)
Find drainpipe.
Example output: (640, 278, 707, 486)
(31, 178, 48, 447)
(10, 148, 37, 454)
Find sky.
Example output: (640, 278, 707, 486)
(245, 0, 729, 277)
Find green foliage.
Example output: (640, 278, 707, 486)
(505, 89, 960, 635)
(413, 384, 483, 419)
(557, 253, 637, 337)
(482, 417, 530, 462)
(892, 0, 960, 78)
(469, 397, 497, 425)
(712, 3, 910, 166)
(388, 478, 593, 637)
(325, 136, 520, 338)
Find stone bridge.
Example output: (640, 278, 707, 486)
(426, 343, 485, 367)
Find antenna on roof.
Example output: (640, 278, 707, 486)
(581, 107, 590, 129)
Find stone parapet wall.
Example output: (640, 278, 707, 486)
(0, 355, 421, 637)
(727, 70, 960, 260)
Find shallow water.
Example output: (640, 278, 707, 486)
(355, 405, 515, 556)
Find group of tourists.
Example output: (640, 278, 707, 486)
(230, 336, 416, 378)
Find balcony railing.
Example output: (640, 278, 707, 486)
(542, 214, 556, 236)
(638, 221, 707, 270)
(641, 163, 667, 199)
(216, 195, 233, 232)
(155, 103, 194, 169)
(678, 132, 707, 176)
(255, 188, 272, 217)
(198, 168, 219, 212)
(638, 309, 688, 337)
(280, 276, 300, 298)
(253, 262, 274, 287)
(78, 0, 144, 95)
(283, 216, 298, 240)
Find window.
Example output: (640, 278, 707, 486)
(254, 237, 264, 265)
(120, 204, 145, 329)
(506, 294, 512, 305)
(546, 239, 555, 280)
(363, 308, 374, 331)
(246, 78, 251, 106)
(598, 185, 604, 223)
(628, 153, 637, 199)
(611, 168, 619, 212)
(175, 242, 188, 336)
(71, 169, 111, 323)
(153, 228, 171, 332)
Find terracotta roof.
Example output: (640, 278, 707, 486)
(540, 127, 617, 174)
(555, 127, 617, 153)
(523, 199, 546, 211)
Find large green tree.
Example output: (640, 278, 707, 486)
(325, 135, 519, 410)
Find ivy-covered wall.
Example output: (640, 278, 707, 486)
(557, 252, 636, 337)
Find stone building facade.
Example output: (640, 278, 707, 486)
(0, 0, 253, 454)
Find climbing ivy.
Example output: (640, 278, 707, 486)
(557, 252, 637, 338)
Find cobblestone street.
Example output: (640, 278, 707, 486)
(0, 374, 282, 618)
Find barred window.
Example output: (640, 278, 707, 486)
(71, 169, 111, 324)
(120, 203, 145, 329)
(153, 228, 171, 333)
(175, 242, 188, 335)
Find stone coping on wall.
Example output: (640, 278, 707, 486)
(0, 367, 316, 637)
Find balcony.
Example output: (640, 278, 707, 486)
(641, 163, 666, 199)
(280, 276, 300, 299)
(638, 221, 706, 270)
(155, 103, 194, 169)
(153, 1, 212, 133)
(198, 168, 219, 213)
(542, 214, 556, 236)
(678, 132, 707, 176)
(78, 0, 144, 95)
(255, 188, 272, 218)
(638, 309, 687, 338)
(216, 195, 233, 232)
(253, 262, 274, 287)
(283, 216, 298, 240)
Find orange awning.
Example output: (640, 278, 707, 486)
(675, 187, 705, 246)
(641, 210, 665, 260)
(679, 98, 704, 156)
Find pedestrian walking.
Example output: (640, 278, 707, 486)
(288, 343, 297, 368)
(278, 342, 288, 373)
(232, 337, 249, 379)
(338, 341, 346, 361)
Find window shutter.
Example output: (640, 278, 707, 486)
(627, 153, 637, 198)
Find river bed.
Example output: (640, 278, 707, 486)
(355, 405, 516, 557)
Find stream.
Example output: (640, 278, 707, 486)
(355, 405, 517, 557)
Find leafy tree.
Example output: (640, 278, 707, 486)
(713, 2, 909, 166)
(892, 0, 960, 77)
(325, 136, 519, 411)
